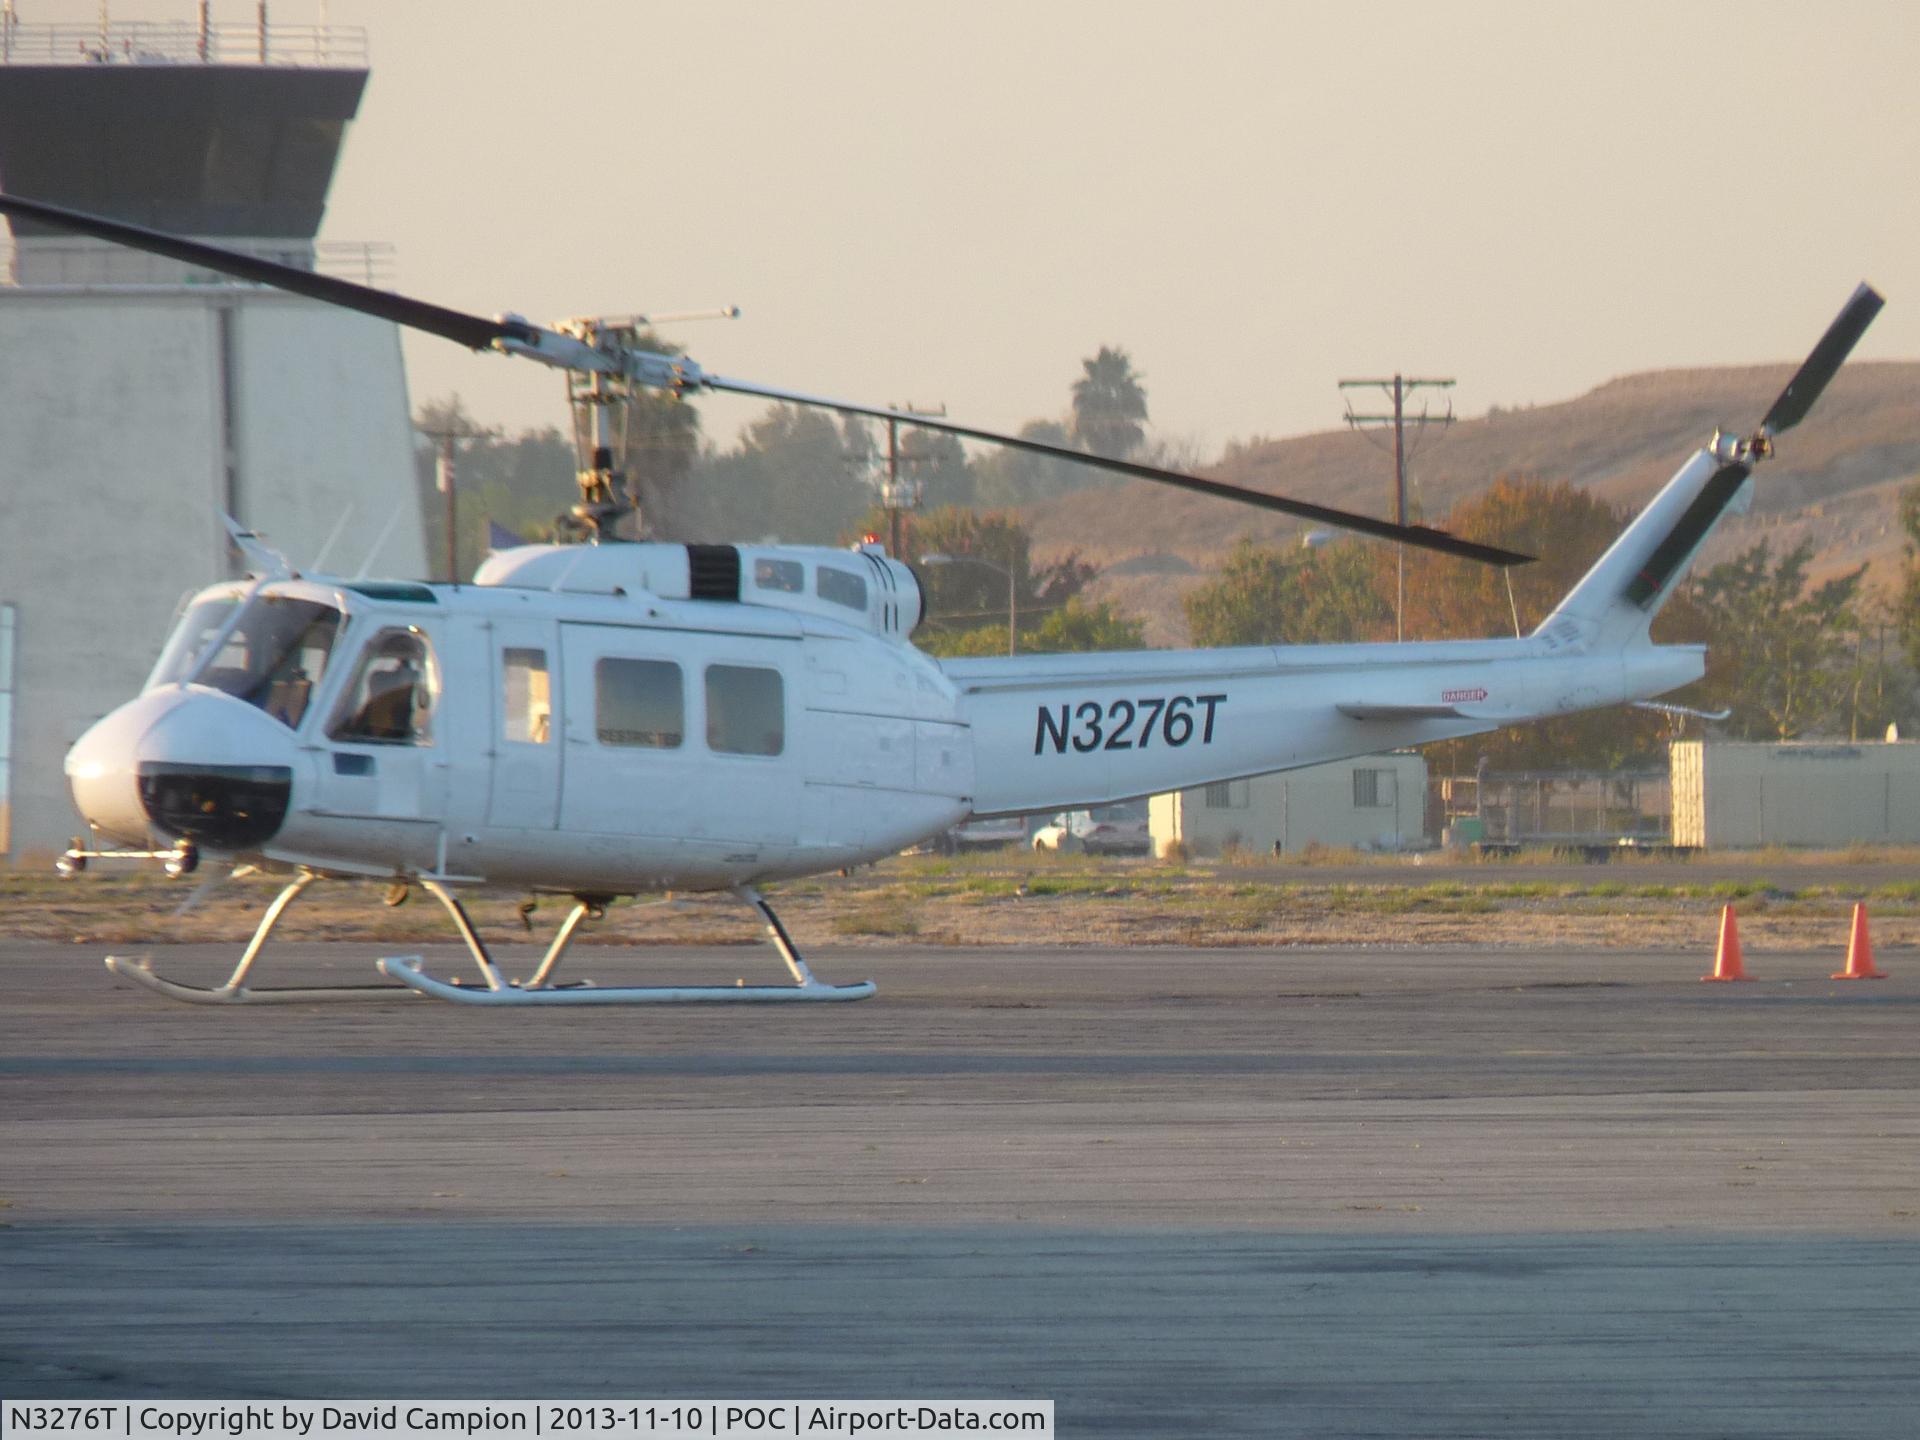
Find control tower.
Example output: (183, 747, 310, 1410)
(0, 8, 428, 858)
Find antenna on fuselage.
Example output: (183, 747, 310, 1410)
(308, 504, 355, 576)
(354, 502, 406, 580)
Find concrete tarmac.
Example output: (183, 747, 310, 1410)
(3, 940, 1918, 1436)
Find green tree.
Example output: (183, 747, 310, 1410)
(1834, 596, 1912, 743)
(1689, 539, 1870, 740)
(927, 597, 1145, 658)
(1397, 477, 1626, 642)
(1182, 536, 1393, 647)
(1893, 480, 1920, 676)
(1070, 344, 1148, 459)
(684, 403, 875, 543)
(971, 347, 1155, 507)
(890, 506, 1100, 652)
(414, 395, 575, 579)
(971, 418, 1089, 507)
(1026, 596, 1146, 652)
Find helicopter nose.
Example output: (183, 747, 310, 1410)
(65, 690, 182, 845)
(66, 689, 298, 851)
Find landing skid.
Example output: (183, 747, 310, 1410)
(379, 957, 874, 1005)
(379, 885, 875, 1005)
(104, 873, 875, 1007)
(104, 872, 423, 1005)
(105, 957, 413, 1004)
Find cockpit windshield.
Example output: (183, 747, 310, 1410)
(147, 591, 345, 730)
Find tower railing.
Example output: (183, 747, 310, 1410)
(0, 20, 367, 68)
(0, 238, 396, 289)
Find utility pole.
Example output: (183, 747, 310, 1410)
(417, 417, 488, 582)
(880, 402, 946, 557)
(1339, 374, 1454, 641)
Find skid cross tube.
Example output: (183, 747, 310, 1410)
(418, 878, 509, 991)
(521, 896, 603, 989)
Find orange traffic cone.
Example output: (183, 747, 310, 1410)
(1832, 903, 1888, 981)
(1703, 904, 1751, 982)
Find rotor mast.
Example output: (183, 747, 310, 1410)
(558, 308, 738, 540)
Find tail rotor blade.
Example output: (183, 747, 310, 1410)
(1760, 282, 1885, 437)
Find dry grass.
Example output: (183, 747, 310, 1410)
(9, 846, 1920, 957)
(830, 895, 923, 939)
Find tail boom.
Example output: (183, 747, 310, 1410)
(946, 639, 1702, 817)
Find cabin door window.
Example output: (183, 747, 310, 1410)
(699, 655, 798, 846)
(488, 625, 562, 829)
(558, 626, 693, 839)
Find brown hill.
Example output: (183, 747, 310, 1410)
(1028, 361, 1920, 647)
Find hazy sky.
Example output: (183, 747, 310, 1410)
(58, 1, 1920, 455)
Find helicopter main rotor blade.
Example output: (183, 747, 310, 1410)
(1760, 281, 1884, 438)
(0, 189, 1531, 565)
(703, 375, 1534, 567)
(0, 190, 533, 351)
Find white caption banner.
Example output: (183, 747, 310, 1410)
(2, 1402, 1052, 1440)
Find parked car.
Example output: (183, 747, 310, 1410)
(924, 814, 1031, 855)
(1031, 804, 1151, 856)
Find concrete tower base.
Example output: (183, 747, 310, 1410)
(0, 283, 425, 859)
(0, 21, 426, 860)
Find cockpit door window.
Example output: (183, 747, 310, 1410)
(328, 627, 440, 746)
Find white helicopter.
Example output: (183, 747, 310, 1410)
(0, 192, 1881, 1007)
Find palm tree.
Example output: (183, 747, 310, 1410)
(1070, 345, 1148, 459)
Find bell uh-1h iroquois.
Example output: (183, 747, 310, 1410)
(0, 192, 1881, 1007)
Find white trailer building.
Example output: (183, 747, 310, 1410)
(1670, 739, 1920, 848)
(1150, 752, 1428, 859)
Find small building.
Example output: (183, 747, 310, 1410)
(1670, 739, 1920, 848)
(1150, 752, 1427, 858)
